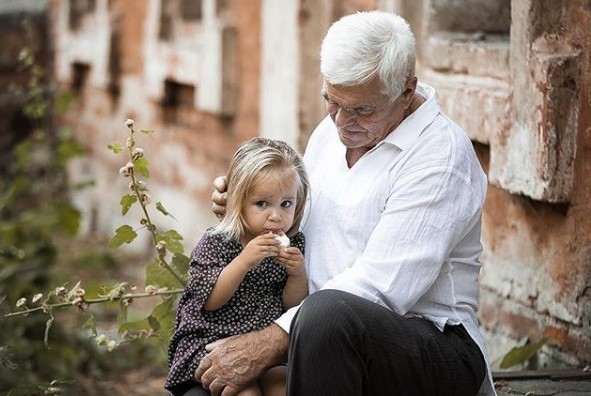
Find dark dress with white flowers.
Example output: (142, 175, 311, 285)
(165, 228, 305, 394)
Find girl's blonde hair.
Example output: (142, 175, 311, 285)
(212, 137, 309, 241)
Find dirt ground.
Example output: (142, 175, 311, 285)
(73, 367, 169, 396)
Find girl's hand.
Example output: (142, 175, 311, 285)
(239, 233, 281, 270)
(276, 247, 306, 277)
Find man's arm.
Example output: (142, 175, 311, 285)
(195, 324, 288, 396)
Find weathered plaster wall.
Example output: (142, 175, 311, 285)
(52, 0, 262, 253)
(415, 0, 591, 368)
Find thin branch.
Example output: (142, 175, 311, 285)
(3, 288, 184, 318)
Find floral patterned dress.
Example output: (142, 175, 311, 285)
(165, 228, 305, 393)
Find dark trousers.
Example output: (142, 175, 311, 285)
(287, 289, 485, 396)
(176, 289, 485, 396)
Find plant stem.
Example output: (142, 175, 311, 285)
(127, 127, 186, 287)
(3, 289, 184, 318)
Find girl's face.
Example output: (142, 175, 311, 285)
(241, 170, 298, 244)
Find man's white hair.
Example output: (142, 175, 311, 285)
(320, 11, 416, 101)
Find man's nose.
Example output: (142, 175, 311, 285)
(334, 107, 356, 128)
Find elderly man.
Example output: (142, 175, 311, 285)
(193, 10, 496, 396)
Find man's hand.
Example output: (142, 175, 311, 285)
(195, 324, 288, 396)
(212, 176, 228, 218)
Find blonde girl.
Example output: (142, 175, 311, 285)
(166, 137, 310, 396)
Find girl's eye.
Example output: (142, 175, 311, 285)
(281, 200, 293, 209)
(256, 201, 268, 208)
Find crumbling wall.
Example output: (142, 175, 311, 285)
(415, 0, 591, 368)
(52, 0, 262, 251)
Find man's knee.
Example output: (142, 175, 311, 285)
(291, 290, 365, 341)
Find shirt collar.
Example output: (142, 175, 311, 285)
(380, 82, 440, 151)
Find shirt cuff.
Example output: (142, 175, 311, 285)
(274, 304, 300, 334)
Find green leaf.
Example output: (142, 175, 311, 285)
(117, 298, 174, 337)
(156, 230, 184, 255)
(134, 157, 150, 178)
(107, 143, 122, 154)
(118, 317, 150, 335)
(499, 338, 546, 369)
(101, 282, 129, 301)
(140, 128, 154, 134)
(120, 194, 138, 215)
(81, 312, 97, 336)
(156, 201, 176, 219)
(146, 261, 182, 289)
(116, 303, 128, 325)
(172, 253, 190, 278)
(150, 297, 175, 340)
(108, 225, 138, 248)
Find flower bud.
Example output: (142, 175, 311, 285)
(71, 296, 84, 306)
(75, 288, 86, 297)
(132, 147, 144, 161)
(145, 285, 158, 295)
(106, 340, 117, 352)
(141, 192, 151, 205)
(156, 240, 167, 254)
(95, 334, 107, 346)
(32, 293, 43, 303)
(16, 297, 27, 308)
(125, 119, 135, 128)
(119, 162, 134, 177)
(55, 286, 67, 298)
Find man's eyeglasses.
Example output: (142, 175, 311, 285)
(321, 90, 376, 117)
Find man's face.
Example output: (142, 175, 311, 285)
(322, 77, 411, 150)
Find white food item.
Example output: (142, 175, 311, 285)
(275, 232, 290, 248)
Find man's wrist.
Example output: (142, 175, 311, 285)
(259, 324, 289, 367)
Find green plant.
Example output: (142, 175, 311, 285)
(1, 19, 192, 395)
(499, 337, 547, 370)
(3, 119, 190, 344)
(0, 20, 95, 394)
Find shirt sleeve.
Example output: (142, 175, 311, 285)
(320, 161, 484, 315)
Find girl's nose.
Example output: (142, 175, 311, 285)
(268, 209, 281, 221)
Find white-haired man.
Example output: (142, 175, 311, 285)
(192, 10, 496, 396)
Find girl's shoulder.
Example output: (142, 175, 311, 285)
(192, 228, 241, 257)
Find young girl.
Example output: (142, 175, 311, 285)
(166, 137, 310, 396)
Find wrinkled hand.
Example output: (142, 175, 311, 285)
(195, 325, 288, 396)
(212, 176, 227, 218)
(276, 247, 305, 277)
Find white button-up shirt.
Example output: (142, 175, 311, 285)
(275, 83, 496, 395)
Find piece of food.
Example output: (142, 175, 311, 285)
(275, 231, 290, 249)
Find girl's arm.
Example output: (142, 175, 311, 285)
(204, 233, 281, 311)
(277, 247, 308, 309)
(203, 255, 251, 311)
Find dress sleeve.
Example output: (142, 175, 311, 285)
(289, 232, 305, 255)
(185, 232, 229, 308)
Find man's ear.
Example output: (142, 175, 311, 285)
(404, 76, 418, 98)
